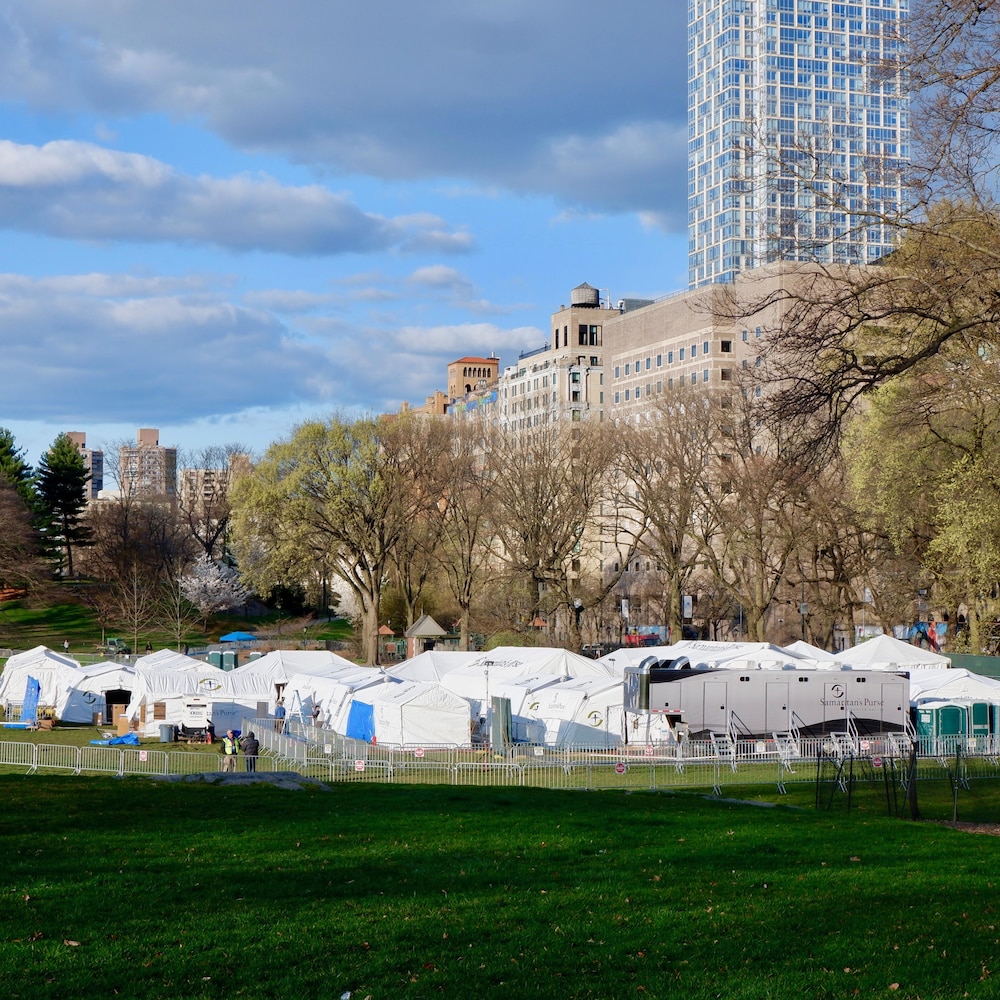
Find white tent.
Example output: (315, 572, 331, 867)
(236, 649, 359, 687)
(909, 668, 1000, 704)
(125, 661, 272, 736)
(134, 649, 207, 671)
(0, 645, 80, 712)
(435, 647, 615, 721)
(384, 649, 480, 682)
(358, 680, 471, 747)
(522, 676, 627, 748)
(282, 666, 395, 733)
(59, 660, 137, 723)
(835, 634, 950, 671)
(783, 640, 839, 663)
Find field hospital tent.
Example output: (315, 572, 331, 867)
(434, 646, 617, 720)
(59, 660, 137, 723)
(282, 666, 395, 733)
(134, 649, 207, 670)
(237, 649, 359, 687)
(124, 660, 273, 736)
(0, 646, 80, 712)
(385, 649, 480, 682)
(908, 669, 1000, 704)
(346, 680, 471, 746)
(783, 640, 839, 664)
(836, 634, 950, 671)
(521, 676, 627, 748)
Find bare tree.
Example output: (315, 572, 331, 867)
(177, 444, 252, 561)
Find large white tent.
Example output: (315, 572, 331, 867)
(350, 680, 471, 747)
(835, 634, 950, 671)
(384, 649, 480, 682)
(909, 668, 1000, 704)
(521, 676, 628, 748)
(125, 660, 275, 736)
(0, 645, 81, 712)
(59, 660, 137, 723)
(282, 666, 393, 732)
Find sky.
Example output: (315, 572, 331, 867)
(0, 1, 690, 467)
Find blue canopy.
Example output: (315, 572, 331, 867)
(219, 631, 258, 642)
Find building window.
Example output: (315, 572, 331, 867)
(668, 351, 673, 364)
(679, 348, 685, 361)
(590, 356, 599, 366)
(656, 354, 662, 367)
(645, 357, 651, 370)
(625, 389, 631, 400)
(590, 325, 599, 346)
(625, 363, 630, 375)
(614, 366, 620, 379)
(579, 324, 588, 346)
(690, 373, 697, 385)
(691, 344, 697, 358)
(703, 341, 710, 354)
(742, 329, 749, 342)
(656, 380, 662, 393)
(614, 391, 620, 403)
(721, 340, 732, 353)
(703, 369, 709, 382)
(721, 368, 733, 381)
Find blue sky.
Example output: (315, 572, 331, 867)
(0, 1, 689, 467)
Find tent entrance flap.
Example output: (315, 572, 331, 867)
(346, 701, 375, 742)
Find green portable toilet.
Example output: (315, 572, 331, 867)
(208, 650, 222, 668)
(916, 701, 966, 752)
(222, 650, 237, 671)
(970, 701, 991, 740)
(249, 650, 263, 661)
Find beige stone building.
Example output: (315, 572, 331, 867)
(118, 428, 177, 500)
(66, 431, 104, 500)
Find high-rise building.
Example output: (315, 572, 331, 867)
(687, 0, 909, 288)
(66, 432, 104, 500)
(119, 428, 177, 499)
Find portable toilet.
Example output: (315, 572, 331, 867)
(915, 701, 967, 753)
(970, 701, 991, 742)
(222, 650, 237, 671)
(208, 650, 222, 669)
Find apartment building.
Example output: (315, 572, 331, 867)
(688, 0, 909, 287)
(66, 431, 104, 500)
(118, 428, 177, 500)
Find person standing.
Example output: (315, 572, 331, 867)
(240, 732, 260, 772)
(311, 702, 321, 727)
(274, 699, 286, 733)
(220, 729, 240, 771)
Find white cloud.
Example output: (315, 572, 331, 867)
(0, 2, 688, 228)
(0, 139, 475, 255)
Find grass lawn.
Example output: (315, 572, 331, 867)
(1, 778, 998, 999)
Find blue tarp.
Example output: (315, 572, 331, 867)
(89, 732, 141, 746)
(345, 701, 375, 742)
(220, 631, 258, 642)
(22, 676, 41, 725)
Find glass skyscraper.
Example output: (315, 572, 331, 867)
(688, 0, 909, 288)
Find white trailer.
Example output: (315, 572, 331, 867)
(623, 659, 910, 738)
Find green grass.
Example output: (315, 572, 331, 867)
(1, 778, 999, 999)
(0, 596, 358, 660)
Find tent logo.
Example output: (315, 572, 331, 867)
(199, 679, 223, 691)
(83, 691, 97, 704)
(830, 683, 845, 700)
(587, 710, 604, 727)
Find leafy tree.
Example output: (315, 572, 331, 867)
(35, 432, 92, 576)
(231, 414, 432, 665)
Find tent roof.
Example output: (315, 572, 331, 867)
(464, 646, 617, 679)
(599, 641, 813, 673)
(384, 650, 480, 682)
(4, 644, 79, 671)
(784, 640, 838, 661)
(836, 634, 950, 669)
(910, 668, 1000, 702)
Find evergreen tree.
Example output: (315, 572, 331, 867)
(0, 426, 35, 507)
(36, 433, 93, 577)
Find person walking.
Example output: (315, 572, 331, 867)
(240, 732, 260, 772)
(220, 729, 240, 772)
